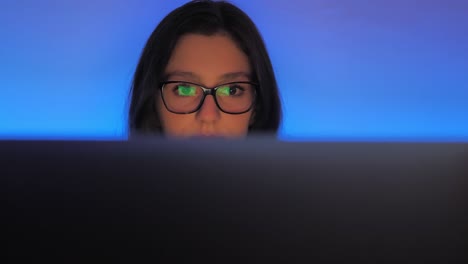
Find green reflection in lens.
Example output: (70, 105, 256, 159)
(217, 86, 231, 96)
(178, 85, 196, 96)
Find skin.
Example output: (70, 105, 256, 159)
(157, 33, 255, 138)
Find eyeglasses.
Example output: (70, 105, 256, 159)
(159, 81, 257, 114)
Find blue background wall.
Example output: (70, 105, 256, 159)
(1, 0, 467, 141)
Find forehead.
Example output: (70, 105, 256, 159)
(164, 34, 251, 83)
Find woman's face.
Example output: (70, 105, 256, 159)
(157, 33, 254, 138)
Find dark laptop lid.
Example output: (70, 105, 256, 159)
(3, 138, 467, 262)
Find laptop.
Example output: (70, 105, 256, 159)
(3, 137, 467, 262)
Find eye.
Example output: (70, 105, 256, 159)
(217, 84, 245, 96)
(174, 84, 197, 96)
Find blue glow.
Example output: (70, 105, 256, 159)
(1, 0, 467, 141)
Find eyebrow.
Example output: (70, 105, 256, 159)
(164, 71, 252, 83)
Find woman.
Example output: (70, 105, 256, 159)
(128, 0, 281, 138)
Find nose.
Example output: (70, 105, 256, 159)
(196, 95, 220, 122)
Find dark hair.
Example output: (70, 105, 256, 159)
(128, 0, 282, 136)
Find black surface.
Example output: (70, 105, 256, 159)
(2, 138, 467, 262)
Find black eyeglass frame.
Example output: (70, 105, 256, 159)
(158, 81, 258, 115)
